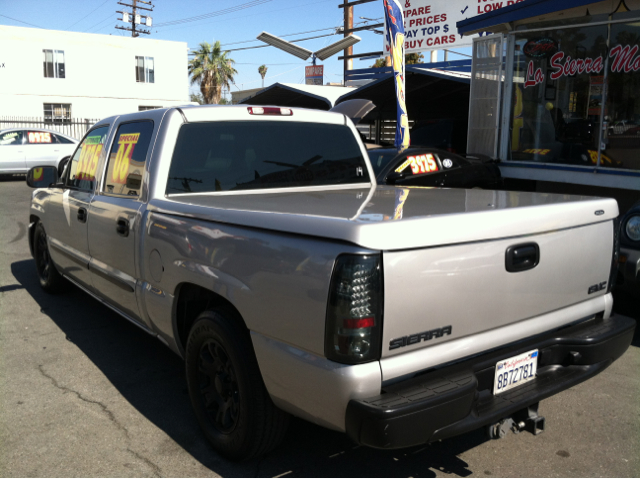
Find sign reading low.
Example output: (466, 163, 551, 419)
(305, 65, 323, 85)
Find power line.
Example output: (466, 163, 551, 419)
(154, 0, 271, 28)
(83, 13, 115, 33)
(0, 14, 43, 28)
(220, 26, 341, 47)
(189, 32, 339, 55)
(67, 0, 111, 29)
(214, 19, 378, 55)
(154, 0, 335, 33)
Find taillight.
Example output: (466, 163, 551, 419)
(247, 107, 293, 116)
(325, 254, 383, 364)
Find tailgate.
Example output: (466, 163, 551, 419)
(381, 219, 615, 363)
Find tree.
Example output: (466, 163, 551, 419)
(370, 53, 426, 68)
(190, 93, 204, 105)
(188, 41, 238, 104)
(406, 52, 424, 64)
(258, 64, 268, 88)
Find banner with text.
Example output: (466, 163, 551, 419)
(384, 0, 524, 54)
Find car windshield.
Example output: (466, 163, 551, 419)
(368, 149, 399, 176)
(166, 121, 369, 194)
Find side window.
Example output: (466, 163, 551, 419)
(66, 126, 110, 191)
(26, 131, 53, 144)
(53, 134, 74, 144)
(0, 131, 23, 146)
(103, 121, 154, 198)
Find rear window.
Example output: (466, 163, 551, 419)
(166, 121, 369, 194)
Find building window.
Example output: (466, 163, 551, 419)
(43, 50, 65, 78)
(509, 17, 640, 172)
(135, 56, 154, 83)
(44, 103, 72, 124)
(138, 106, 161, 111)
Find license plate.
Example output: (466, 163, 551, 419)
(494, 349, 538, 395)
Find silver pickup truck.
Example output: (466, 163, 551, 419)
(26, 105, 635, 461)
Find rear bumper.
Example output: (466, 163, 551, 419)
(345, 314, 636, 449)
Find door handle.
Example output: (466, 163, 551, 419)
(505, 243, 540, 272)
(77, 207, 87, 223)
(116, 217, 130, 237)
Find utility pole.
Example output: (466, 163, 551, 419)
(338, 0, 384, 84)
(116, 0, 154, 37)
(343, 0, 354, 76)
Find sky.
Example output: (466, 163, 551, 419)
(0, 0, 470, 98)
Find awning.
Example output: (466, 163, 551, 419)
(457, 0, 614, 35)
(238, 83, 355, 110)
(335, 67, 470, 122)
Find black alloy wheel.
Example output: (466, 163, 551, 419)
(197, 338, 240, 434)
(185, 309, 290, 461)
(33, 222, 66, 293)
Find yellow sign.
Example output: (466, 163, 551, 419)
(111, 133, 140, 184)
(76, 135, 104, 181)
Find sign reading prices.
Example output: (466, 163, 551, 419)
(384, 0, 524, 54)
(305, 65, 323, 85)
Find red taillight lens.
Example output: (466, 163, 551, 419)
(247, 107, 293, 116)
(325, 254, 383, 364)
(343, 317, 375, 329)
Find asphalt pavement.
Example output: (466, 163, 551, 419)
(1, 177, 638, 477)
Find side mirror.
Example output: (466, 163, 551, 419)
(26, 166, 58, 189)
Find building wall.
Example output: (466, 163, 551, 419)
(0, 26, 189, 119)
(231, 88, 264, 105)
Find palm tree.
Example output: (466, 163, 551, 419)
(188, 41, 238, 104)
(258, 64, 268, 88)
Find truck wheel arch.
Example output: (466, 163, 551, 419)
(173, 282, 247, 356)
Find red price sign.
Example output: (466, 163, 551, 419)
(110, 133, 140, 184)
(409, 154, 438, 174)
(28, 132, 52, 143)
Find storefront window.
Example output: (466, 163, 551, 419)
(603, 21, 640, 171)
(510, 24, 612, 168)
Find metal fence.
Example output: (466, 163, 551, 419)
(0, 117, 100, 140)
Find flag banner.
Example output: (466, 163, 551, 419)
(384, 0, 410, 149)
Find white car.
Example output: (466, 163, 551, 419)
(0, 128, 78, 177)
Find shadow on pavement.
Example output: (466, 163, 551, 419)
(10, 258, 495, 477)
(0, 174, 26, 182)
(612, 289, 640, 347)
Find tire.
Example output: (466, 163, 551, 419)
(33, 222, 66, 293)
(57, 157, 70, 179)
(185, 309, 290, 461)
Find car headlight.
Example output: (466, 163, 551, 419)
(626, 215, 640, 241)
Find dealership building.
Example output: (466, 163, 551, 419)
(0, 25, 189, 124)
(458, 0, 640, 211)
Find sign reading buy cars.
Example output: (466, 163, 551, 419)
(384, 0, 524, 54)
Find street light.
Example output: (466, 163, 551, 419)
(315, 35, 361, 61)
(256, 31, 361, 64)
(256, 32, 313, 60)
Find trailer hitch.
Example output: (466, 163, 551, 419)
(487, 403, 545, 439)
